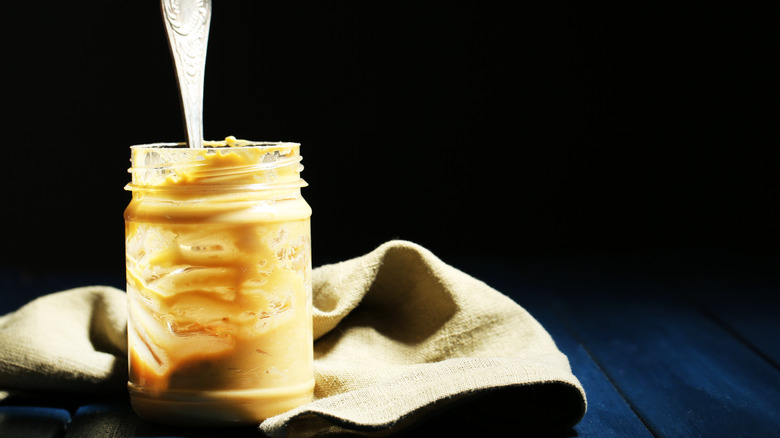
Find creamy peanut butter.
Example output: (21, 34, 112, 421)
(124, 139, 313, 425)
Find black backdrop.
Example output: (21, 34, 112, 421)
(2, 2, 776, 272)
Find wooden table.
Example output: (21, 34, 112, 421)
(2, 251, 778, 437)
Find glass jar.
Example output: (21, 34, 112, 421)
(124, 139, 313, 425)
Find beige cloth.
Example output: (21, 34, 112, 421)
(0, 240, 586, 436)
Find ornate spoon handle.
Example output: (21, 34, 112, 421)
(161, 0, 211, 149)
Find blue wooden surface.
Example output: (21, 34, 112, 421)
(1, 253, 779, 437)
(0, 406, 71, 438)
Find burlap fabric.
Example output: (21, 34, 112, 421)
(0, 240, 586, 436)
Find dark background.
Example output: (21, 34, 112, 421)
(1, 2, 776, 276)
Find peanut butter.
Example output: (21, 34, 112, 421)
(124, 139, 313, 425)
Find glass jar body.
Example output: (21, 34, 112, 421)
(124, 142, 313, 425)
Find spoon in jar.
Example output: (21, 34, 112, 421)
(161, 0, 212, 149)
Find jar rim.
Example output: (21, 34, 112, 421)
(126, 140, 306, 192)
(130, 140, 301, 150)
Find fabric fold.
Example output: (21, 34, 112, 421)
(262, 240, 586, 436)
(0, 286, 128, 395)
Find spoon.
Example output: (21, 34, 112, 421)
(161, 0, 212, 149)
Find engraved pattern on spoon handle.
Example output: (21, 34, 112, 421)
(161, 0, 211, 149)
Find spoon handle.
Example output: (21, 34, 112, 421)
(161, 0, 211, 149)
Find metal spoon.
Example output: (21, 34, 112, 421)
(161, 0, 211, 149)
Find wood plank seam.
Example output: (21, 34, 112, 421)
(548, 299, 660, 438)
(697, 305, 780, 372)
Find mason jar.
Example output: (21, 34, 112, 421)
(124, 139, 313, 425)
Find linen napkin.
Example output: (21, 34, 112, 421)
(0, 240, 586, 436)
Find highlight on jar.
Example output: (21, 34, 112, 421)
(123, 138, 314, 425)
